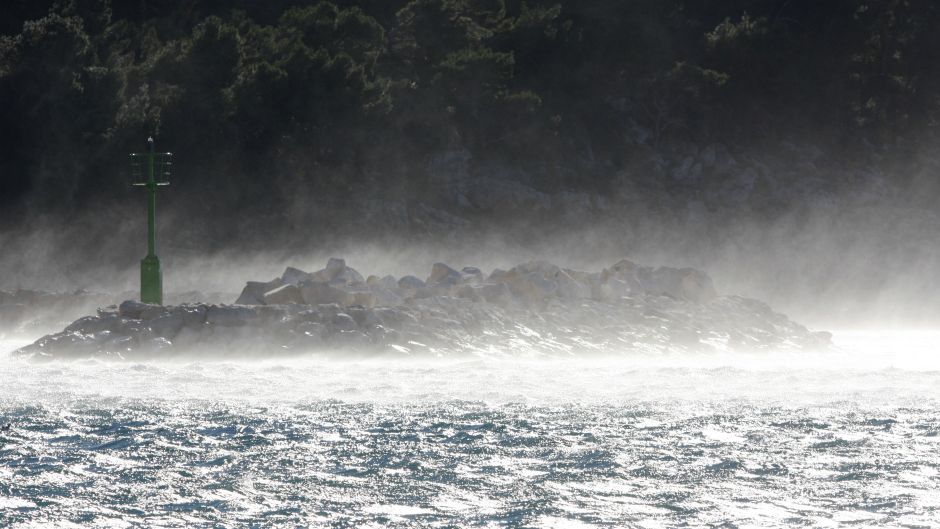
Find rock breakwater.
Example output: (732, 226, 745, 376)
(14, 259, 829, 359)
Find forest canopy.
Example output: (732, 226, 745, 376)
(1, 0, 938, 224)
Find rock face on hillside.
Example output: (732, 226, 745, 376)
(13, 258, 830, 359)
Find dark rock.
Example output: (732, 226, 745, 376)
(139, 336, 174, 354)
(312, 303, 343, 319)
(295, 321, 326, 341)
(167, 304, 208, 327)
(65, 314, 123, 334)
(331, 313, 358, 332)
(97, 305, 119, 317)
(398, 276, 426, 290)
(461, 267, 484, 283)
(113, 319, 150, 337)
(171, 326, 206, 349)
(206, 305, 261, 327)
(149, 312, 185, 338)
(347, 306, 381, 328)
(118, 300, 165, 320)
(296, 309, 323, 323)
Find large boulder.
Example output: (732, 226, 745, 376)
(456, 283, 512, 306)
(601, 260, 644, 293)
(497, 263, 559, 307)
(263, 284, 305, 305)
(367, 275, 399, 290)
(65, 314, 124, 334)
(367, 284, 404, 307)
(495, 261, 592, 306)
(398, 275, 426, 290)
(281, 267, 312, 286)
(592, 278, 632, 301)
(324, 257, 347, 279)
(336, 266, 365, 285)
(427, 263, 461, 287)
(300, 281, 355, 306)
(148, 312, 186, 339)
(119, 300, 165, 320)
(639, 267, 717, 302)
(460, 267, 484, 283)
(312, 258, 365, 285)
(235, 278, 284, 305)
(167, 304, 208, 327)
(555, 269, 591, 300)
(676, 269, 718, 302)
(330, 313, 358, 332)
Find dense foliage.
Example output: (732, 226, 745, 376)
(1, 0, 938, 227)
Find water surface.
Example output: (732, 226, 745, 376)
(1, 332, 938, 527)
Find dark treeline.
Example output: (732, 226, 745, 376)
(1, 0, 938, 236)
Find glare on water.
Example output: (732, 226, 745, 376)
(1, 331, 939, 528)
(2, 330, 939, 404)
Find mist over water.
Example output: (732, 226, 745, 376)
(2, 332, 939, 527)
(3, 331, 940, 403)
(3, 2, 940, 526)
(4, 195, 939, 330)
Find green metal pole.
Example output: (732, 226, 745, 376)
(147, 138, 156, 257)
(140, 137, 163, 305)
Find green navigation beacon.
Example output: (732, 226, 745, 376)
(130, 137, 172, 305)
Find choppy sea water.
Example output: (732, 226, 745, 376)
(1, 331, 939, 528)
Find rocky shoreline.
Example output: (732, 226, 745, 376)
(13, 258, 830, 360)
